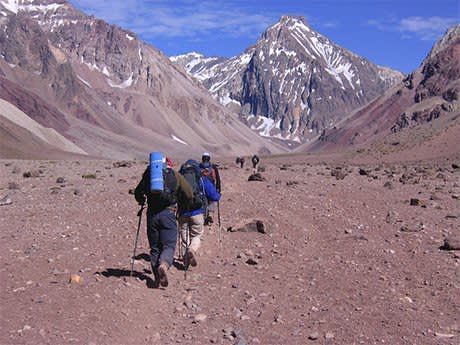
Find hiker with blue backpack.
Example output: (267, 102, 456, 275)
(178, 159, 220, 269)
(134, 154, 193, 287)
(199, 152, 221, 225)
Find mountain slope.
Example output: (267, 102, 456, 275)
(0, 97, 90, 159)
(304, 24, 460, 161)
(172, 16, 403, 143)
(0, 0, 284, 159)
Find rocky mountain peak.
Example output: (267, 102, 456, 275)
(172, 15, 403, 144)
(278, 15, 308, 27)
(262, 15, 312, 43)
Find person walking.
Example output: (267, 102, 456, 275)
(134, 157, 193, 287)
(251, 154, 260, 172)
(199, 152, 221, 225)
(178, 159, 221, 268)
(238, 156, 245, 168)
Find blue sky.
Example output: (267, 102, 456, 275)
(70, 0, 459, 73)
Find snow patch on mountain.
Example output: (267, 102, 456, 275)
(107, 73, 133, 89)
(77, 75, 92, 88)
(171, 135, 188, 145)
(0, 0, 64, 14)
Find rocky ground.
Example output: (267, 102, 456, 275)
(1, 154, 459, 345)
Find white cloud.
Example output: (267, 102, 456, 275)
(367, 16, 458, 41)
(70, 0, 273, 40)
(399, 16, 458, 40)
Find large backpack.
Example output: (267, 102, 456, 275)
(150, 167, 177, 206)
(179, 159, 207, 211)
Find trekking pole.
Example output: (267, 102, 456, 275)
(130, 205, 145, 276)
(181, 223, 191, 280)
(217, 201, 223, 252)
(176, 211, 183, 262)
(217, 201, 221, 227)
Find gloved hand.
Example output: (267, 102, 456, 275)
(137, 196, 146, 206)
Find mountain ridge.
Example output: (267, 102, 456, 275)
(171, 15, 404, 143)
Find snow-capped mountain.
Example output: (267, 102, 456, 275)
(172, 16, 404, 143)
(0, 0, 284, 159)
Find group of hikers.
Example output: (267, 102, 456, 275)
(133, 152, 221, 287)
(133, 152, 260, 288)
(236, 154, 260, 170)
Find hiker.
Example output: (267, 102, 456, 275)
(239, 156, 245, 168)
(134, 156, 193, 287)
(251, 154, 260, 171)
(199, 152, 221, 225)
(178, 159, 220, 268)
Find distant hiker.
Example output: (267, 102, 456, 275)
(178, 159, 220, 268)
(200, 153, 217, 183)
(134, 155, 193, 287)
(251, 154, 260, 171)
(199, 152, 221, 225)
(239, 156, 245, 168)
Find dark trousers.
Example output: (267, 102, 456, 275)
(146, 208, 177, 268)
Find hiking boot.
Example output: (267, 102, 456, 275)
(205, 215, 213, 225)
(185, 249, 197, 268)
(157, 262, 169, 287)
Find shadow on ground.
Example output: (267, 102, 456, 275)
(96, 267, 158, 289)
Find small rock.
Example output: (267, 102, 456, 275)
(8, 182, 20, 190)
(308, 332, 319, 340)
(248, 173, 265, 181)
(23, 170, 41, 178)
(410, 198, 419, 206)
(246, 258, 258, 265)
(383, 181, 393, 189)
(113, 161, 132, 168)
(430, 193, 441, 201)
(69, 274, 83, 284)
(193, 313, 207, 323)
(358, 168, 369, 176)
(56, 177, 65, 183)
(434, 332, 455, 338)
(0, 195, 12, 206)
(256, 220, 267, 234)
(400, 225, 421, 233)
(325, 332, 334, 339)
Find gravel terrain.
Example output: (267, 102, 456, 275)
(1, 153, 459, 345)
